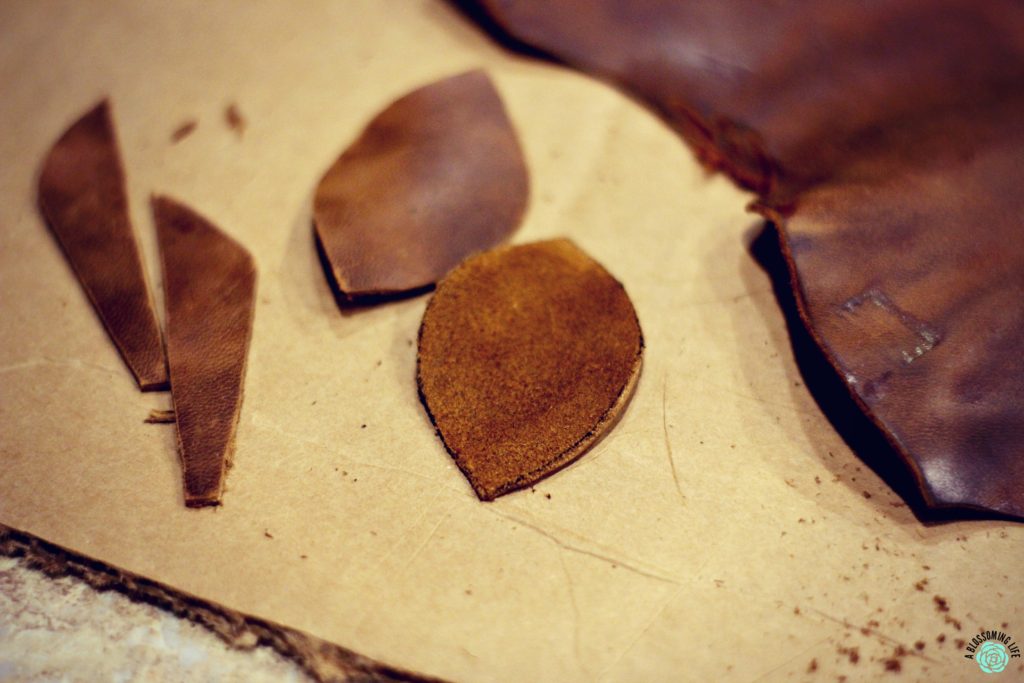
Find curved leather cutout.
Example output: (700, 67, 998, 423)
(314, 70, 528, 302)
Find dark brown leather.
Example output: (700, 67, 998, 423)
(38, 100, 168, 390)
(152, 196, 256, 508)
(314, 70, 528, 302)
(462, 0, 1024, 518)
(417, 239, 643, 500)
(763, 104, 1024, 519)
(467, 0, 1024, 197)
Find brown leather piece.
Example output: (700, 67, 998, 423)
(417, 239, 643, 500)
(763, 105, 1024, 519)
(152, 196, 257, 508)
(462, 0, 1024, 518)
(313, 70, 528, 302)
(466, 0, 1024, 197)
(37, 100, 168, 390)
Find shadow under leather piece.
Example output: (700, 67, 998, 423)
(314, 230, 434, 315)
(276, 196, 431, 433)
(747, 224, 1020, 525)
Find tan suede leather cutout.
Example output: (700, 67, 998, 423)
(417, 239, 643, 500)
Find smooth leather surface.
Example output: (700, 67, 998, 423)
(417, 239, 643, 500)
(38, 100, 168, 390)
(153, 195, 256, 507)
(313, 70, 528, 302)
(464, 0, 1024, 517)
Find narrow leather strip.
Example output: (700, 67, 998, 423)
(417, 239, 643, 500)
(38, 100, 168, 390)
(152, 195, 257, 507)
(314, 70, 528, 302)
(460, 0, 1024, 519)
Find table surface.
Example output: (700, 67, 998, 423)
(1, 2, 1022, 682)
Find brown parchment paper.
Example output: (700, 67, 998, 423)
(0, 2, 1021, 681)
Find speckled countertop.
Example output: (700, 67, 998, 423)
(0, 556, 308, 682)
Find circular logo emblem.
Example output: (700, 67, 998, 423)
(977, 641, 1010, 674)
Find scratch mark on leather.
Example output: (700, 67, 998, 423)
(837, 286, 944, 400)
(662, 375, 686, 506)
(839, 287, 942, 368)
(488, 509, 680, 585)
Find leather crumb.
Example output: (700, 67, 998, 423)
(144, 409, 176, 424)
(170, 119, 198, 143)
(225, 103, 245, 136)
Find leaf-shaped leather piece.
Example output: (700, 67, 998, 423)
(460, 0, 1024, 519)
(152, 196, 256, 508)
(38, 100, 168, 390)
(313, 70, 528, 302)
(417, 239, 643, 500)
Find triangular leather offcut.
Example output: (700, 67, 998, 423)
(417, 239, 644, 500)
(38, 100, 168, 390)
(314, 69, 529, 302)
(152, 195, 257, 507)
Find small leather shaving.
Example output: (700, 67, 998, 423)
(144, 409, 176, 424)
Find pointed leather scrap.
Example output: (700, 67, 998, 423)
(37, 100, 168, 390)
(313, 69, 528, 302)
(417, 239, 643, 500)
(152, 196, 256, 507)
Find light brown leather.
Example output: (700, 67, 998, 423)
(152, 195, 256, 508)
(417, 239, 643, 500)
(38, 100, 168, 390)
(463, 0, 1024, 519)
(313, 70, 528, 302)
